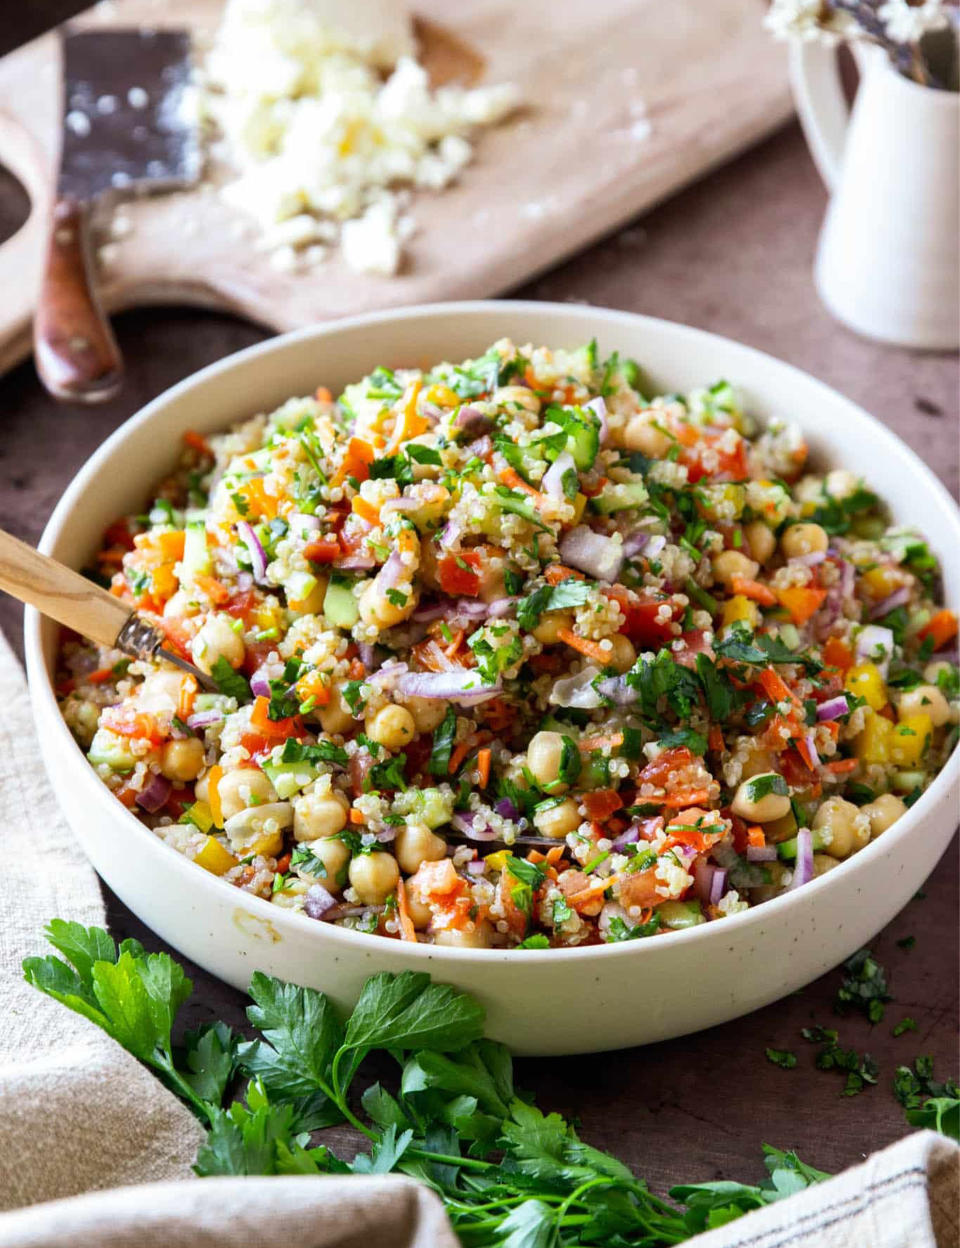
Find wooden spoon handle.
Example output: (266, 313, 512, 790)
(33, 197, 123, 405)
(0, 529, 131, 649)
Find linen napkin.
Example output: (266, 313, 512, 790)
(0, 630, 955, 1247)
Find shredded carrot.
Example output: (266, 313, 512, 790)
(86, 667, 116, 684)
(395, 880, 418, 942)
(826, 757, 858, 775)
(747, 826, 766, 849)
(352, 495, 381, 525)
(731, 576, 777, 607)
(448, 732, 491, 776)
(477, 748, 491, 789)
(177, 676, 198, 720)
(331, 436, 376, 488)
(444, 629, 465, 660)
(315, 385, 333, 403)
(759, 666, 803, 711)
(577, 732, 624, 752)
(795, 734, 819, 772)
(498, 466, 544, 502)
(349, 807, 365, 825)
(207, 765, 224, 828)
(708, 725, 724, 754)
(183, 430, 212, 457)
(556, 627, 613, 665)
(194, 574, 230, 606)
(545, 563, 585, 584)
(384, 380, 427, 454)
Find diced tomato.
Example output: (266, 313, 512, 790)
(918, 609, 958, 651)
(637, 747, 694, 789)
(604, 585, 679, 647)
(778, 749, 811, 789)
(238, 731, 276, 761)
(437, 551, 483, 597)
(163, 787, 195, 820)
(102, 519, 136, 551)
(303, 537, 342, 564)
(224, 589, 262, 623)
(822, 635, 853, 673)
(241, 641, 277, 677)
(101, 707, 167, 745)
(681, 436, 748, 484)
(250, 696, 303, 741)
(581, 790, 624, 821)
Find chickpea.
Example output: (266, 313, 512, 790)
(731, 772, 791, 823)
(533, 797, 581, 839)
(395, 823, 446, 874)
(296, 835, 351, 891)
(358, 580, 417, 629)
(532, 610, 575, 645)
(223, 801, 292, 856)
(159, 737, 205, 783)
(365, 703, 416, 750)
(603, 634, 636, 674)
(163, 590, 199, 620)
(190, 613, 245, 675)
(711, 549, 760, 587)
(138, 669, 190, 713)
(744, 520, 776, 566)
(780, 523, 829, 559)
(526, 731, 568, 791)
(293, 789, 349, 841)
(897, 684, 951, 728)
(812, 797, 870, 859)
(348, 852, 400, 905)
(622, 411, 672, 458)
(217, 767, 278, 821)
(318, 692, 355, 736)
(494, 385, 540, 415)
(434, 921, 493, 948)
(404, 888, 432, 929)
(861, 793, 907, 839)
(403, 696, 447, 734)
(194, 772, 210, 803)
(812, 853, 841, 877)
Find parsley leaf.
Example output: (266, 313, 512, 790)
(835, 949, 891, 1024)
(210, 657, 251, 703)
(765, 1048, 798, 1070)
(517, 580, 592, 630)
(428, 706, 457, 777)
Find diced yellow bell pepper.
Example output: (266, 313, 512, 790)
(423, 383, 462, 409)
(722, 594, 760, 630)
(890, 712, 933, 767)
(183, 800, 214, 834)
(860, 566, 904, 600)
(846, 662, 887, 711)
(571, 493, 587, 524)
(194, 835, 238, 876)
(854, 710, 893, 765)
(484, 850, 510, 872)
(251, 830, 286, 858)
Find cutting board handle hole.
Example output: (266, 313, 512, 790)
(0, 163, 30, 247)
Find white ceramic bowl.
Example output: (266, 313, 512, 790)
(25, 302, 960, 1055)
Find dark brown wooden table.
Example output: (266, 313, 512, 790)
(0, 119, 957, 1195)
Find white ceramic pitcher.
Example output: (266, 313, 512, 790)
(790, 40, 958, 350)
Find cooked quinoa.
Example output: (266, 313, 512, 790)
(58, 338, 959, 949)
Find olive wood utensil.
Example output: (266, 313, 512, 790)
(0, 528, 212, 687)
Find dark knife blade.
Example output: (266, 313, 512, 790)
(60, 28, 199, 202)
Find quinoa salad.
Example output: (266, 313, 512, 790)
(58, 339, 959, 950)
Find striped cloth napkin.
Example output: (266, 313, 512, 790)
(0, 632, 955, 1247)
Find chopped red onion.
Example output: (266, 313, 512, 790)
(467, 435, 493, 459)
(289, 512, 321, 533)
(451, 599, 489, 618)
(377, 550, 406, 592)
(804, 731, 821, 768)
(336, 553, 376, 571)
(454, 407, 493, 437)
(440, 518, 462, 550)
(323, 903, 371, 922)
(494, 796, 518, 819)
(790, 827, 814, 889)
(413, 601, 448, 622)
(693, 859, 717, 903)
(816, 695, 850, 721)
(611, 824, 641, 851)
(304, 883, 337, 919)
(375, 827, 397, 843)
(186, 709, 224, 729)
(855, 624, 895, 676)
(237, 521, 268, 584)
(358, 642, 381, 671)
(746, 844, 778, 862)
(395, 669, 501, 704)
(558, 526, 624, 582)
(136, 772, 172, 813)
(250, 669, 273, 698)
(708, 867, 728, 906)
(583, 396, 608, 444)
(791, 550, 827, 567)
(870, 586, 912, 619)
(622, 531, 649, 557)
(542, 451, 577, 501)
(465, 859, 487, 875)
(486, 598, 514, 618)
(451, 812, 498, 840)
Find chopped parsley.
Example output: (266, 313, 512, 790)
(210, 658, 251, 703)
(517, 579, 593, 630)
(428, 707, 458, 777)
(834, 949, 891, 1024)
(765, 1048, 797, 1070)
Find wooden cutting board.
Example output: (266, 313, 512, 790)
(0, 0, 792, 379)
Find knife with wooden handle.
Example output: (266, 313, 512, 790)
(34, 28, 199, 404)
(0, 528, 213, 687)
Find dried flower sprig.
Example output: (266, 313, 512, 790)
(765, 0, 956, 88)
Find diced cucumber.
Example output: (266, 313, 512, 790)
(565, 412, 600, 471)
(87, 727, 137, 770)
(286, 570, 318, 605)
(891, 769, 927, 793)
(658, 900, 705, 929)
(323, 577, 359, 628)
(180, 521, 211, 585)
(262, 760, 317, 799)
(591, 480, 649, 515)
(776, 831, 828, 860)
